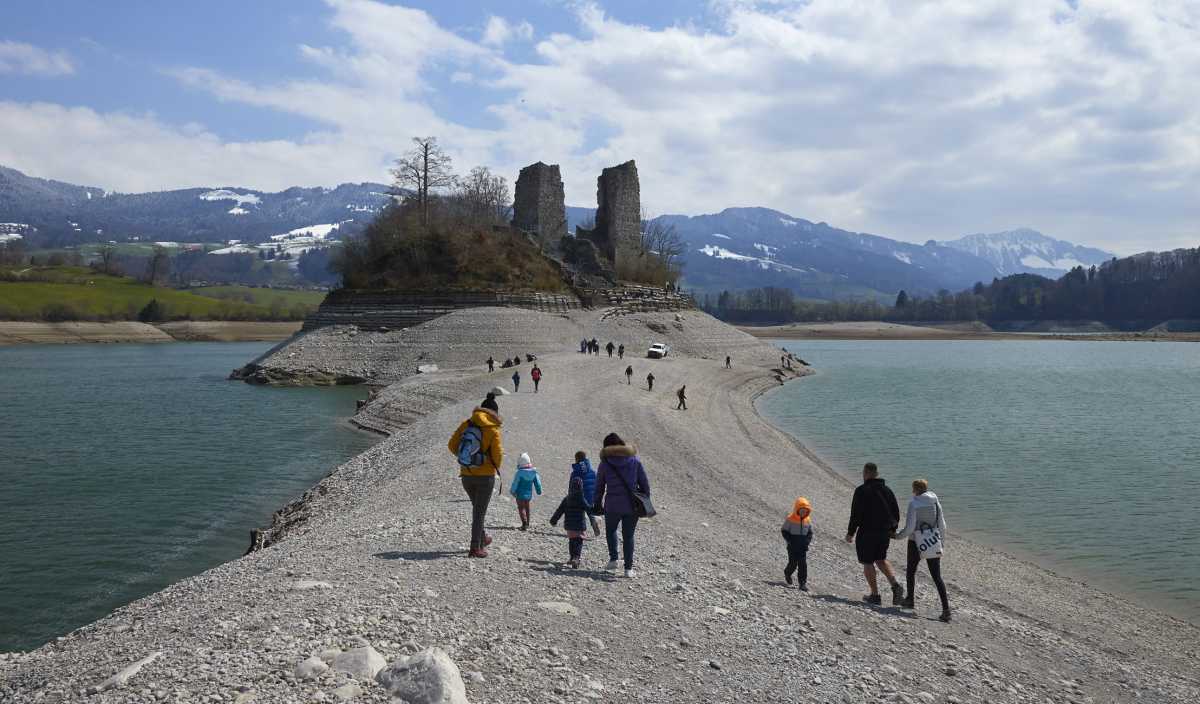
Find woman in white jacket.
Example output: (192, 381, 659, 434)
(893, 479, 951, 622)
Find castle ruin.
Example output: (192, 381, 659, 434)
(511, 162, 567, 251)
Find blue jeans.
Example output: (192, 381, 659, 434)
(604, 512, 639, 570)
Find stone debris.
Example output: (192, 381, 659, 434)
(332, 646, 387, 680)
(295, 655, 329, 680)
(86, 651, 161, 695)
(375, 647, 469, 704)
(536, 601, 580, 616)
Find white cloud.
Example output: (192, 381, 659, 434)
(3, 0, 1200, 254)
(0, 40, 74, 76)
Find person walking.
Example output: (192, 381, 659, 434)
(618, 344, 625, 360)
(606, 341, 615, 358)
(509, 452, 543, 531)
(646, 372, 655, 391)
(448, 393, 503, 557)
(725, 355, 731, 369)
(487, 356, 495, 373)
(580, 338, 587, 354)
(531, 364, 542, 393)
(571, 450, 602, 535)
(550, 477, 594, 568)
(781, 497, 814, 591)
(845, 462, 905, 605)
(676, 385, 687, 410)
(594, 433, 650, 578)
(894, 479, 951, 622)
(511, 369, 521, 393)
(625, 365, 633, 385)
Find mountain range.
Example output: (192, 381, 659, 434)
(3, 166, 1118, 298)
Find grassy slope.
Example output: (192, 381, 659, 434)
(0, 268, 320, 321)
(187, 285, 325, 308)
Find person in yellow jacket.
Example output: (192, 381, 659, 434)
(781, 497, 814, 591)
(448, 393, 504, 557)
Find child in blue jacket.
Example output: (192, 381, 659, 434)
(550, 477, 593, 568)
(570, 451, 601, 534)
(509, 452, 543, 531)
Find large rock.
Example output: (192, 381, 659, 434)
(295, 655, 329, 680)
(375, 647, 469, 704)
(332, 646, 387, 680)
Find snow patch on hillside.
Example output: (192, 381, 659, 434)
(0, 233, 23, 243)
(699, 245, 810, 274)
(779, 217, 798, 226)
(893, 252, 912, 265)
(711, 233, 732, 240)
(200, 190, 262, 206)
(228, 207, 248, 215)
(270, 223, 342, 241)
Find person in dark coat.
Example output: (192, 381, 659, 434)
(487, 356, 495, 372)
(646, 372, 655, 391)
(844, 462, 904, 605)
(606, 341, 615, 357)
(593, 433, 650, 578)
(550, 477, 594, 568)
(618, 344, 625, 359)
(625, 365, 633, 385)
(676, 385, 687, 410)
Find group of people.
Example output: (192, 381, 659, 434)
(487, 354, 537, 372)
(580, 338, 625, 359)
(507, 364, 543, 393)
(784, 462, 951, 621)
(449, 393, 650, 578)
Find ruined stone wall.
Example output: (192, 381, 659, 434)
(593, 160, 642, 271)
(301, 290, 582, 332)
(511, 162, 567, 250)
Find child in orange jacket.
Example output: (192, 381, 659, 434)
(781, 497, 814, 591)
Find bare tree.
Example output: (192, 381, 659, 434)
(390, 137, 456, 225)
(455, 166, 511, 224)
(640, 210, 684, 270)
(96, 244, 120, 275)
(145, 245, 170, 286)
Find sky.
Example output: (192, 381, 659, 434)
(1, 0, 1198, 255)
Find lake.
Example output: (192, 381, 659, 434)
(0, 342, 376, 652)
(758, 339, 1200, 622)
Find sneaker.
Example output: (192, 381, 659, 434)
(891, 582, 905, 606)
(863, 593, 882, 605)
(798, 582, 809, 592)
(468, 548, 488, 558)
(519, 523, 528, 532)
(939, 610, 952, 623)
(605, 559, 620, 571)
(784, 571, 793, 586)
(482, 533, 493, 547)
(624, 569, 637, 579)
(901, 596, 915, 609)
(568, 559, 580, 569)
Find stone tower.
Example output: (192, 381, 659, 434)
(511, 162, 567, 250)
(592, 160, 641, 270)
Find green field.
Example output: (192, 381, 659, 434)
(0, 268, 322, 321)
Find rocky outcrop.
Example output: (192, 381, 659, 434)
(558, 235, 616, 288)
(301, 290, 582, 333)
(511, 162, 567, 251)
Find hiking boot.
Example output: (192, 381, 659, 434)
(468, 548, 488, 558)
(891, 582, 905, 606)
(482, 533, 493, 547)
(798, 582, 809, 592)
(605, 559, 620, 571)
(519, 522, 528, 532)
(863, 593, 882, 605)
(624, 569, 637, 579)
(939, 609, 952, 623)
(568, 559, 580, 569)
(901, 596, 915, 609)
(784, 571, 794, 586)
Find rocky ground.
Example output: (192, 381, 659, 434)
(3, 309, 1197, 703)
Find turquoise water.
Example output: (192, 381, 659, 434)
(759, 339, 1200, 622)
(0, 343, 376, 652)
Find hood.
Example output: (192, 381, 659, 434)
(786, 497, 812, 525)
(517, 452, 533, 469)
(568, 476, 584, 497)
(470, 407, 502, 428)
(600, 444, 637, 464)
(572, 458, 593, 474)
(515, 466, 539, 477)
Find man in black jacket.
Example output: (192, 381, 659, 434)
(845, 462, 905, 605)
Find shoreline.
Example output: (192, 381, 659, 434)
(741, 320, 1200, 341)
(4, 308, 1197, 703)
(0, 320, 303, 345)
(753, 373, 1198, 627)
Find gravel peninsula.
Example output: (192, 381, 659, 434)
(2, 308, 1196, 703)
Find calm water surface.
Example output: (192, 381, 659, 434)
(0, 342, 376, 651)
(759, 339, 1200, 622)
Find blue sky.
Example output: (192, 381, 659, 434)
(2, 0, 1198, 254)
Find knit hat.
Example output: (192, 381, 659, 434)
(602, 432, 624, 447)
(786, 497, 812, 525)
(481, 392, 499, 412)
(517, 452, 533, 469)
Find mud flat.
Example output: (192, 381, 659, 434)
(3, 308, 1197, 703)
(0, 321, 303, 345)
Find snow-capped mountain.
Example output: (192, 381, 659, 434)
(939, 228, 1114, 277)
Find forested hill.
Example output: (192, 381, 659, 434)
(891, 247, 1200, 323)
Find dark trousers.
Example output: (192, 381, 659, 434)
(461, 476, 495, 550)
(906, 539, 950, 611)
(604, 512, 640, 569)
(533, 380, 540, 392)
(785, 544, 808, 584)
(569, 537, 583, 560)
(516, 499, 531, 526)
(677, 398, 687, 409)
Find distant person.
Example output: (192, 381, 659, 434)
(511, 370, 521, 393)
(580, 339, 587, 354)
(845, 462, 904, 605)
(606, 341, 615, 357)
(448, 393, 503, 557)
(531, 364, 543, 393)
(570, 450, 602, 535)
(512, 354, 522, 366)
(725, 355, 731, 369)
(618, 344, 625, 360)
(625, 365, 634, 385)
(509, 452, 543, 531)
(781, 497, 814, 591)
(487, 356, 495, 373)
(501, 359, 513, 369)
(646, 372, 655, 391)
(550, 477, 594, 568)
(894, 479, 951, 622)
(594, 433, 651, 579)
(676, 385, 687, 410)
(591, 338, 599, 355)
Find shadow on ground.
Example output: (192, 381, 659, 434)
(373, 550, 460, 561)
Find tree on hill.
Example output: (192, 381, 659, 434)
(391, 137, 456, 226)
(144, 245, 170, 285)
(138, 298, 166, 322)
(895, 289, 909, 308)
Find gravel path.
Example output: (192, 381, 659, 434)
(3, 309, 1197, 703)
